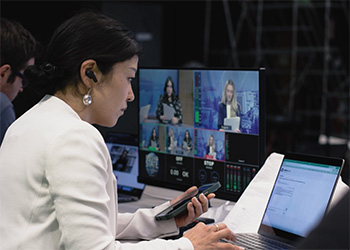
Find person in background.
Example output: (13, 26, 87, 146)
(0, 18, 38, 145)
(0, 11, 241, 250)
(217, 79, 241, 131)
(297, 190, 349, 249)
(156, 76, 183, 125)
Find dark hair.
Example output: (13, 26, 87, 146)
(184, 129, 192, 142)
(150, 127, 158, 140)
(24, 11, 142, 95)
(162, 76, 177, 102)
(0, 18, 38, 83)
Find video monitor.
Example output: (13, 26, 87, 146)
(137, 67, 265, 201)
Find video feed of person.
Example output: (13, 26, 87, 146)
(138, 68, 265, 201)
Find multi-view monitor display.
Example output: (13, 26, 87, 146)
(137, 67, 265, 201)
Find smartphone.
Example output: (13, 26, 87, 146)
(155, 181, 221, 221)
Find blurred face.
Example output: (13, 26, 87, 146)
(225, 84, 234, 104)
(0, 58, 34, 101)
(209, 136, 214, 145)
(166, 80, 173, 97)
(91, 55, 138, 127)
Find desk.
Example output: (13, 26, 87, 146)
(119, 185, 234, 223)
(120, 152, 349, 233)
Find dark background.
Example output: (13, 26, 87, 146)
(2, 0, 349, 184)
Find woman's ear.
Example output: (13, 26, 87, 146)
(80, 60, 101, 89)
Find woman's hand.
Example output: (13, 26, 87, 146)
(184, 222, 244, 250)
(171, 117, 179, 125)
(170, 186, 215, 228)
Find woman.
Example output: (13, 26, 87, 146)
(218, 79, 241, 131)
(0, 12, 240, 250)
(147, 127, 160, 151)
(167, 127, 176, 151)
(206, 134, 217, 160)
(156, 76, 183, 125)
(182, 129, 193, 152)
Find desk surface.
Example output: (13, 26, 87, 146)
(119, 153, 349, 233)
(118, 185, 234, 215)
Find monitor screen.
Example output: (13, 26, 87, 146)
(105, 132, 145, 197)
(137, 67, 266, 201)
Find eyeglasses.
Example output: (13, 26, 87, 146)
(12, 70, 29, 88)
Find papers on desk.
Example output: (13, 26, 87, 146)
(222, 153, 283, 233)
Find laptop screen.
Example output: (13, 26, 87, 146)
(105, 132, 145, 197)
(259, 153, 344, 243)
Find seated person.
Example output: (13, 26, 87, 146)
(0, 18, 38, 145)
(297, 190, 349, 249)
(0, 12, 240, 250)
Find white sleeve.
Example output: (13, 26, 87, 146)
(116, 202, 179, 240)
(116, 203, 193, 250)
(46, 125, 194, 250)
(46, 127, 116, 249)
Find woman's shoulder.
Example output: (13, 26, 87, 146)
(17, 95, 103, 143)
(218, 102, 226, 109)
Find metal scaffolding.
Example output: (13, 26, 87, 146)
(203, 0, 349, 152)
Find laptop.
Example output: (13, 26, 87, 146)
(226, 152, 344, 249)
(105, 132, 145, 203)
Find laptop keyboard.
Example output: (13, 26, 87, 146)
(118, 193, 137, 203)
(233, 233, 293, 250)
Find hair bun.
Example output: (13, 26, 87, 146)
(24, 63, 60, 95)
(41, 63, 57, 77)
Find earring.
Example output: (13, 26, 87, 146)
(83, 88, 92, 106)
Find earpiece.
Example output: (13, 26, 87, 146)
(85, 70, 98, 83)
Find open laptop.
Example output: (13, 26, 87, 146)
(105, 132, 145, 203)
(228, 152, 344, 249)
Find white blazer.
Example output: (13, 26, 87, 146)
(0, 95, 193, 250)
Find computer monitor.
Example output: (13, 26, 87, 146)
(137, 67, 266, 201)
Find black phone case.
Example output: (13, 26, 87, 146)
(155, 181, 221, 221)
